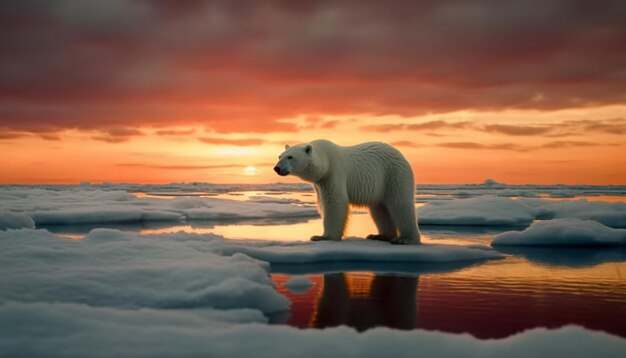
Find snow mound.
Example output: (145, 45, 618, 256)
(1, 302, 625, 358)
(492, 219, 626, 246)
(0, 228, 289, 314)
(0, 188, 318, 226)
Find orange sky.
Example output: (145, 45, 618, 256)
(1, 1, 625, 184)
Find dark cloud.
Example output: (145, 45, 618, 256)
(0, 131, 27, 140)
(362, 120, 470, 132)
(155, 129, 197, 136)
(91, 128, 144, 143)
(483, 124, 552, 136)
(116, 163, 247, 170)
(541, 140, 601, 148)
(0, 0, 625, 134)
(390, 140, 421, 148)
(436, 140, 613, 151)
(198, 137, 265, 146)
(564, 118, 626, 135)
(436, 142, 531, 151)
(320, 120, 339, 129)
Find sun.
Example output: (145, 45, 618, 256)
(243, 165, 258, 176)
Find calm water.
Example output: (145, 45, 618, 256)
(40, 190, 626, 339)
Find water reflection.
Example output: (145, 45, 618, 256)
(313, 273, 417, 331)
(273, 259, 626, 338)
(494, 246, 626, 268)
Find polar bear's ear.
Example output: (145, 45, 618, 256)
(304, 144, 312, 154)
(284, 144, 290, 150)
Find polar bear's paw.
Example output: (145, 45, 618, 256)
(310, 235, 341, 242)
(390, 236, 420, 245)
(366, 234, 393, 242)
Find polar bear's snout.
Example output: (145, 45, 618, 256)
(273, 163, 290, 176)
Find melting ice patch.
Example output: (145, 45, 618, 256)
(492, 219, 626, 246)
(283, 276, 313, 294)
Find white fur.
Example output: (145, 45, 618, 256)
(275, 139, 420, 244)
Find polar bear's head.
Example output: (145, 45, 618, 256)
(274, 143, 313, 179)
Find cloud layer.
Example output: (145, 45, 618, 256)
(1, 0, 625, 134)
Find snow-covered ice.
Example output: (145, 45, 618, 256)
(492, 219, 626, 246)
(1, 186, 625, 229)
(0, 228, 502, 312)
(1, 302, 624, 358)
(0, 188, 318, 227)
(1, 183, 625, 357)
(218, 238, 503, 265)
(419, 197, 536, 226)
(0, 211, 35, 230)
(0, 228, 289, 314)
(418, 197, 626, 227)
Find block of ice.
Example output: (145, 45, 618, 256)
(492, 218, 626, 246)
(1, 302, 625, 358)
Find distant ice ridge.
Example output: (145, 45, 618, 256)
(0, 186, 624, 229)
(418, 197, 626, 227)
(2, 303, 625, 358)
(0, 188, 318, 229)
(492, 219, 626, 246)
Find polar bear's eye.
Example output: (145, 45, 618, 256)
(287, 155, 293, 160)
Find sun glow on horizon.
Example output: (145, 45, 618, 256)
(1, 106, 625, 185)
(244, 165, 258, 176)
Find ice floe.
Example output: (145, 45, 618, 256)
(218, 238, 503, 265)
(0, 188, 318, 227)
(419, 197, 536, 226)
(492, 219, 626, 246)
(418, 197, 626, 227)
(1, 186, 625, 229)
(0, 228, 503, 313)
(0, 228, 289, 314)
(0, 211, 35, 230)
(1, 302, 624, 358)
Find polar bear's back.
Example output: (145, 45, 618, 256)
(315, 140, 414, 205)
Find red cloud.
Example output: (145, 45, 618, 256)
(0, 1, 625, 135)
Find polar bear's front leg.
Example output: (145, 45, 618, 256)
(311, 188, 348, 241)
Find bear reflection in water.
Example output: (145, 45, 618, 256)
(313, 273, 418, 331)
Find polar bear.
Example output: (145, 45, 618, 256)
(274, 139, 420, 245)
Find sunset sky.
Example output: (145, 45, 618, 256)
(1, 0, 625, 184)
